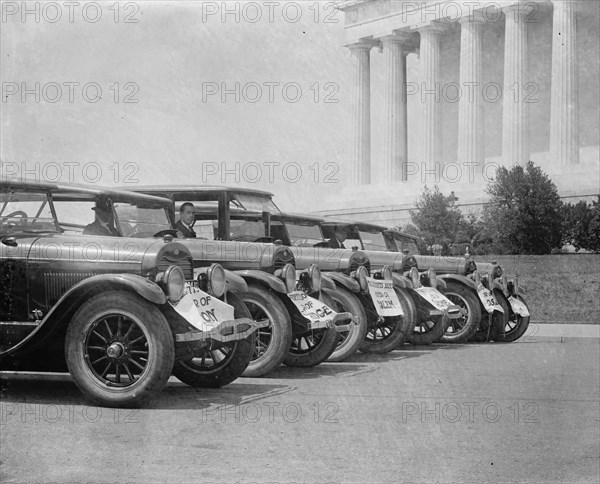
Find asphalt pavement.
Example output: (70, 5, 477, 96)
(1, 339, 599, 484)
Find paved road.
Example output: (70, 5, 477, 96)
(1, 341, 599, 484)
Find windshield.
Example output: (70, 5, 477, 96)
(232, 193, 281, 214)
(114, 203, 172, 237)
(393, 235, 419, 255)
(0, 191, 57, 234)
(286, 222, 324, 247)
(358, 231, 389, 251)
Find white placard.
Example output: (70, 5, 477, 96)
(477, 287, 504, 314)
(366, 277, 404, 317)
(508, 296, 530, 317)
(170, 282, 235, 332)
(287, 291, 338, 329)
(415, 286, 455, 311)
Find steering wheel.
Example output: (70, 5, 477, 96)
(153, 229, 179, 238)
(0, 210, 28, 226)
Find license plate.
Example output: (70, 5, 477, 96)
(366, 277, 404, 317)
(477, 287, 504, 314)
(508, 296, 530, 317)
(169, 282, 235, 332)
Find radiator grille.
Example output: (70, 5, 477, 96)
(158, 254, 194, 280)
(273, 247, 295, 271)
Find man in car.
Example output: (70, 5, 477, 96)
(328, 224, 350, 249)
(175, 202, 197, 238)
(83, 198, 120, 237)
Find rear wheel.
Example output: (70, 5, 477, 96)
(359, 287, 416, 354)
(491, 295, 531, 342)
(283, 290, 339, 367)
(440, 282, 481, 343)
(172, 291, 253, 388)
(65, 291, 174, 408)
(240, 285, 292, 377)
(324, 287, 367, 362)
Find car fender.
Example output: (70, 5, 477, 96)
(234, 269, 287, 294)
(325, 272, 360, 293)
(435, 278, 447, 290)
(0, 274, 166, 359)
(438, 273, 477, 290)
(392, 273, 412, 289)
(320, 274, 337, 291)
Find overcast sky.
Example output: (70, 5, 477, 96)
(1, 1, 362, 210)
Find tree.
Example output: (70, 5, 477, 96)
(562, 196, 600, 253)
(409, 186, 464, 250)
(483, 161, 563, 254)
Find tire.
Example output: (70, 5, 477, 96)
(359, 287, 416, 354)
(323, 286, 368, 362)
(283, 290, 339, 367)
(440, 282, 482, 343)
(490, 291, 526, 342)
(172, 291, 253, 388)
(65, 291, 175, 408)
(407, 294, 445, 346)
(239, 285, 292, 377)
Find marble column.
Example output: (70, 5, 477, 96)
(418, 24, 445, 173)
(347, 42, 374, 185)
(550, 0, 579, 165)
(458, 14, 485, 172)
(502, 2, 530, 165)
(381, 34, 412, 182)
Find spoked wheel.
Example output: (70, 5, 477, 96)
(492, 295, 531, 343)
(239, 285, 292, 377)
(407, 296, 445, 345)
(65, 291, 174, 408)
(359, 287, 416, 354)
(283, 290, 338, 367)
(323, 287, 367, 362)
(440, 282, 481, 343)
(172, 291, 253, 388)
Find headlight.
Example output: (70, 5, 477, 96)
(381, 265, 393, 281)
(308, 264, 321, 293)
(500, 274, 508, 293)
(353, 265, 369, 291)
(275, 263, 296, 293)
(427, 268, 437, 288)
(162, 265, 185, 302)
(513, 275, 519, 295)
(486, 271, 494, 290)
(207, 264, 226, 298)
(409, 267, 420, 288)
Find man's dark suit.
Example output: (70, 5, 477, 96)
(175, 220, 197, 238)
(328, 238, 346, 249)
(82, 221, 120, 237)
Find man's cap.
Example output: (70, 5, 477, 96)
(92, 197, 112, 213)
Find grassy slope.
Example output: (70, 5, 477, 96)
(472, 254, 600, 324)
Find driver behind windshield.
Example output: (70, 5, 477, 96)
(175, 202, 196, 238)
(83, 198, 120, 237)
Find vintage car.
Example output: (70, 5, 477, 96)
(132, 187, 416, 358)
(49, 184, 355, 377)
(0, 180, 266, 408)
(386, 229, 530, 343)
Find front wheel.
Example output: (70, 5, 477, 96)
(407, 295, 445, 346)
(239, 285, 292, 377)
(359, 287, 416, 354)
(283, 290, 339, 367)
(172, 291, 253, 388)
(65, 291, 175, 408)
(440, 282, 482, 343)
(491, 294, 531, 342)
(324, 287, 367, 362)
